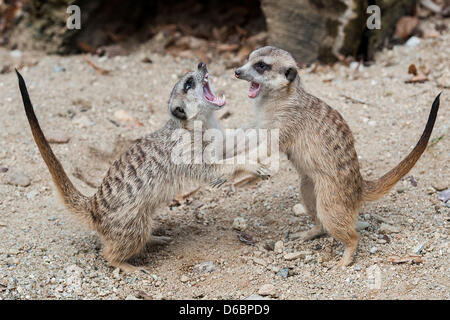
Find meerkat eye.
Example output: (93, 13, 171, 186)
(253, 61, 271, 74)
(183, 77, 195, 93)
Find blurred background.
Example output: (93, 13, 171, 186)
(1, 0, 449, 69)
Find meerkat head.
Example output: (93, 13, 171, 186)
(235, 46, 299, 99)
(169, 62, 225, 122)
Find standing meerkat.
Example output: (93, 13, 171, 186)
(16, 63, 266, 272)
(234, 46, 441, 267)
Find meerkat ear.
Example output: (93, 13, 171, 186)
(171, 105, 187, 120)
(284, 67, 297, 82)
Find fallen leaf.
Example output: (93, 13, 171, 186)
(170, 187, 201, 207)
(408, 64, 418, 76)
(405, 74, 428, 83)
(387, 254, 423, 264)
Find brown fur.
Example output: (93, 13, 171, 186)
(235, 46, 441, 266)
(16, 66, 265, 272)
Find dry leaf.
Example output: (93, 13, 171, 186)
(387, 254, 423, 264)
(170, 187, 201, 207)
(405, 74, 428, 83)
(408, 64, 418, 76)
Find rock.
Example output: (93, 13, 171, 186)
(26, 191, 38, 200)
(6, 171, 30, 187)
(412, 241, 427, 254)
(258, 284, 276, 297)
(8, 249, 19, 255)
(53, 65, 66, 72)
(112, 267, 120, 278)
(437, 74, 450, 89)
(274, 241, 284, 253)
(437, 189, 450, 203)
(284, 252, 305, 261)
(73, 115, 93, 128)
(292, 203, 306, 216)
(289, 232, 303, 241)
(253, 258, 267, 266)
(379, 223, 400, 234)
(432, 182, 448, 192)
(180, 275, 189, 283)
(370, 247, 378, 254)
(396, 186, 407, 193)
(263, 240, 275, 251)
(193, 261, 216, 274)
(244, 294, 270, 300)
(371, 213, 394, 225)
(46, 131, 70, 144)
(10, 50, 22, 58)
(405, 36, 421, 47)
(355, 220, 370, 231)
(276, 268, 289, 278)
(0, 167, 8, 173)
(232, 217, 247, 231)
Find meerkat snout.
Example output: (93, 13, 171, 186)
(235, 46, 299, 99)
(169, 63, 225, 121)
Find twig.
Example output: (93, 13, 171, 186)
(82, 54, 110, 75)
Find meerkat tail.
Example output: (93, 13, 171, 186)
(16, 70, 92, 221)
(362, 93, 441, 201)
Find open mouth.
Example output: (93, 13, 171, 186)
(202, 73, 225, 107)
(248, 82, 260, 99)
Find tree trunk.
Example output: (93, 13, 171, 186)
(261, 0, 417, 64)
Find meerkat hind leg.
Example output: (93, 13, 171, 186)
(316, 198, 359, 267)
(299, 175, 325, 241)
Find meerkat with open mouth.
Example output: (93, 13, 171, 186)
(16, 63, 267, 272)
(235, 46, 441, 267)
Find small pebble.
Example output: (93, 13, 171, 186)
(274, 240, 284, 253)
(258, 284, 276, 297)
(193, 261, 216, 274)
(6, 171, 30, 187)
(292, 203, 306, 216)
(232, 217, 247, 231)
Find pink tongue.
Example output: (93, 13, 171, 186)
(248, 82, 260, 98)
(203, 82, 225, 106)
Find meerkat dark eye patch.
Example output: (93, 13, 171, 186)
(183, 77, 195, 93)
(172, 106, 187, 120)
(253, 61, 271, 74)
(284, 67, 297, 82)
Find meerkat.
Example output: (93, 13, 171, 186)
(234, 46, 441, 267)
(16, 63, 267, 272)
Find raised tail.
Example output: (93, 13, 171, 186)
(16, 70, 92, 222)
(362, 93, 441, 202)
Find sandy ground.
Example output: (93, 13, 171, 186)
(0, 21, 449, 300)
